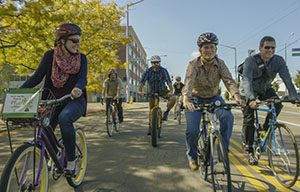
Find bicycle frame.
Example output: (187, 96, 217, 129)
(149, 94, 162, 129)
(254, 102, 281, 155)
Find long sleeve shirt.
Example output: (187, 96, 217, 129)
(140, 66, 172, 93)
(21, 50, 88, 100)
(240, 54, 299, 101)
(182, 56, 239, 98)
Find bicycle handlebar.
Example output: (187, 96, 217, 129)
(40, 94, 71, 106)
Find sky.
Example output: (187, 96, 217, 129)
(106, 0, 300, 80)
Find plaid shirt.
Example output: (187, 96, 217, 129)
(140, 66, 172, 93)
(182, 56, 239, 98)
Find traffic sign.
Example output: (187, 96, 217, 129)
(292, 48, 300, 56)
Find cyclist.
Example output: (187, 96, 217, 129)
(102, 68, 123, 123)
(239, 36, 300, 165)
(173, 76, 184, 119)
(20, 23, 87, 176)
(138, 55, 176, 134)
(182, 32, 244, 171)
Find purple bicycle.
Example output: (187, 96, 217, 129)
(0, 89, 87, 191)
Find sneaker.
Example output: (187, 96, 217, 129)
(147, 127, 151, 135)
(65, 169, 76, 178)
(248, 153, 258, 166)
(189, 160, 199, 171)
(162, 111, 169, 121)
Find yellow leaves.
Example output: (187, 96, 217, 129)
(0, 0, 127, 92)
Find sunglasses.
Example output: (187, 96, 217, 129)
(263, 46, 275, 50)
(151, 62, 160, 64)
(68, 38, 80, 44)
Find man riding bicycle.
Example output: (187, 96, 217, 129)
(239, 36, 300, 165)
(138, 55, 176, 134)
(102, 69, 124, 123)
(173, 76, 184, 119)
(182, 32, 244, 171)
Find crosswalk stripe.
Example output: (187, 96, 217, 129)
(230, 139, 295, 191)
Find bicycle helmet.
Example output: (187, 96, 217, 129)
(197, 32, 219, 48)
(150, 55, 161, 63)
(108, 68, 118, 77)
(175, 76, 181, 81)
(55, 23, 82, 41)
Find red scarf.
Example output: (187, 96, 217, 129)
(51, 46, 81, 88)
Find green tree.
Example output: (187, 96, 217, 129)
(224, 91, 230, 101)
(295, 70, 300, 89)
(0, 0, 128, 92)
(272, 81, 279, 92)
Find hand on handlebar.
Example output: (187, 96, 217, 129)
(183, 96, 196, 111)
(71, 87, 82, 99)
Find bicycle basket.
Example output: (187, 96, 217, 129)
(1, 88, 42, 120)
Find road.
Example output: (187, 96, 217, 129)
(0, 102, 299, 192)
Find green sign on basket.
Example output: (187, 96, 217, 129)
(1, 88, 41, 119)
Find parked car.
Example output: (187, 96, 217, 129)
(281, 92, 300, 102)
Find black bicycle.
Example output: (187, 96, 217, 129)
(105, 97, 121, 137)
(195, 100, 238, 192)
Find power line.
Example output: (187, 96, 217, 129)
(234, 1, 300, 48)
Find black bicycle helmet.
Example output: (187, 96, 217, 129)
(197, 32, 219, 48)
(55, 23, 82, 41)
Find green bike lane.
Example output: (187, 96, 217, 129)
(0, 102, 299, 191)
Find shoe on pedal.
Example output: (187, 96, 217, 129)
(65, 169, 76, 178)
(189, 160, 199, 171)
(147, 127, 151, 135)
(162, 111, 169, 121)
(248, 153, 258, 166)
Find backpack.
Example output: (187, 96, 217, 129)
(238, 54, 266, 80)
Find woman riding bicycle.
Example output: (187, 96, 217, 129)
(20, 23, 88, 176)
(182, 32, 245, 171)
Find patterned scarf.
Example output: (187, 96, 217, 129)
(51, 45, 81, 88)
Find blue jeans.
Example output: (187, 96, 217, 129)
(50, 98, 86, 161)
(185, 96, 234, 161)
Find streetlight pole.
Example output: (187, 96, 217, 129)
(126, 0, 144, 103)
(219, 44, 237, 80)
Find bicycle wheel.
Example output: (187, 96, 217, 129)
(210, 131, 232, 192)
(197, 127, 208, 180)
(113, 108, 121, 132)
(151, 108, 159, 147)
(176, 110, 181, 125)
(0, 143, 49, 192)
(106, 106, 114, 137)
(66, 128, 88, 188)
(267, 123, 299, 187)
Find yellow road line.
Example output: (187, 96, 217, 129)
(231, 138, 300, 189)
(228, 151, 266, 191)
(230, 139, 295, 191)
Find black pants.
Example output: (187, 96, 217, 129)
(242, 88, 283, 153)
(105, 98, 123, 120)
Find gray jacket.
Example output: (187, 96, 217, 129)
(239, 54, 299, 101)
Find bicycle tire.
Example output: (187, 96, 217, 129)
(210, 131, 232, 192)
(267, 123, 299, 187)
(113, 108, 121, 132)
(198, 127, 208, 180)
(0, 143, 49, 192)
(66, 128, 88, 188)
(106, 106, 114, 137)
(177, 110, 181, 125)
(151, 108, 159, 147)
